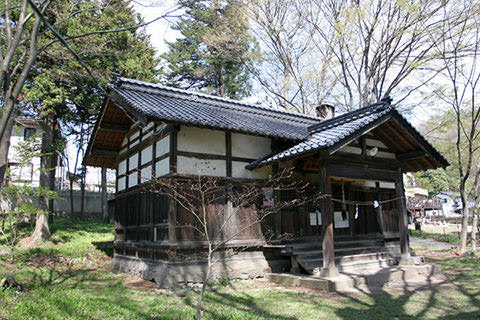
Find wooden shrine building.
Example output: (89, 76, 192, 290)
(85, 75, 448, 287)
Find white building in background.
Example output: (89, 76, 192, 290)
(436, 191, 461, 217)
(8, 116, 66, 188)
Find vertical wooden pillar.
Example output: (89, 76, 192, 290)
(375, 182, 384, 235)
(272, 163, 282, 238)
(226, 131, 232, 177)
(169, 127, 178, 174)
(320, 160, 338, 277)
(396, 168, 411, 262)
(168, 180, 177, 244)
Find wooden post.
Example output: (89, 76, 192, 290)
(169, 128, 178, 174)
(375, 182, 384, 235)
(320, 160, 338, 277)
(226, 131, 232, 177)
(168, 180, 177, 244)
(272, 163, 282, 238)
(396, 168, 411, 263)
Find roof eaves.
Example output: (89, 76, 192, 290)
(390, 110, 450, 168)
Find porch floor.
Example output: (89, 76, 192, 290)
(266, 263, 442, 294)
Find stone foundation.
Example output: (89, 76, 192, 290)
(112, 250, 289, 288)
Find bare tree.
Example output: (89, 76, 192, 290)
(248, 0, 464, 113)
(431, 1, 480, 254)
(146, 169, 319, 320)
(247, 0, 336, 114)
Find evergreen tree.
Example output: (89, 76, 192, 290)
(20, 0, 159, 242)
(162, 0, 254, 99)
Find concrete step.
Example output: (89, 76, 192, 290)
(303, 252, 393, 271)
(293, 245, 385, 258)
(289, 239, 382, 252)
(267, 264, 439, 293)
(266, 273, 331, 291)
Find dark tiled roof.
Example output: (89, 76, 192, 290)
(109, 76, 321, 140)
(246, 102, 392, 168)
(246, 102, 449, 169)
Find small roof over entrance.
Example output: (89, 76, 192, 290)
(247, 101, 449, 172)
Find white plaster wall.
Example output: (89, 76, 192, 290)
(178, 126, 226, 155)
(141, 166, 152, 183)
(341, 141, 395, 159)
(118, 177, 126, 191)
(366, 138, 387, 148)
(130, 130, 140, 141)
(118, 160, 127, 175)
(351, 180, 396, 189)
(129, 153, 139, 170)
(379, 182, 396, 189)
(129, 172, 138, 187)
(155, 157, 170, 177)
(156, 136, 170, 157)
(141, 145, 153, 165)
(232, 161, 271, 179)
(177, 156, 226, 177)
(341, 146, 362, 155)
(232, 133, 271, 158)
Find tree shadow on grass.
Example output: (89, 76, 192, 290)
(334, 256, 480, 320)
(92, 241, 114, 257)
(180, 288, 298, 320)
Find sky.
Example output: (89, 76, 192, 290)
(132, 0, 181, 54)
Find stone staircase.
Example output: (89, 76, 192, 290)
(280, 236, 398, 274)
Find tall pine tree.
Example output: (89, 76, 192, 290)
(162, 0, 254, 99)
(20, 0, 159, 243)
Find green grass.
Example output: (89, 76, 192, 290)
(409, 229, 461, 244)
(1, 219, 480, 319)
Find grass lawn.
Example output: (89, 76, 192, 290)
(408, 222, 478, 245)
(0, 219, 479, 319)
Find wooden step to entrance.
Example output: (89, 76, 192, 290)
(279, 236, 396, 275)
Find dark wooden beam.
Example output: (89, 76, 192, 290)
(100, 122, 130, 132)
(170, 127, 178, 174)
(226, 131, 232, 177)
(396, 150, 426, 161)
(396, 168, 410, 258)
(91, 149, 117, 157)
(328, 152, 401, 170)
(320, 160, 338, 277)
(375, 182, 384, 235)
(330, 163, 397, 182)
(168, 183, 177, 244)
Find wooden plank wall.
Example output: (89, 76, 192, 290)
(175, 203, 263, 242)
(114, 191, 169, 242)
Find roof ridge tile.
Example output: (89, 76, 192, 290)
(115, 76, 321, 123)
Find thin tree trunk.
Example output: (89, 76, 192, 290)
(48, 143, 57, 225)
(101, 167, 108, 222)
(80, 165, 86, 219)
(29, 115, 55, 243)
(69, 178, 75, 215)
(196, 246, 212, 320)
(472, 213, 478, 252)
(0, 116, 15, 187)
(459, 194, 469, 254)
